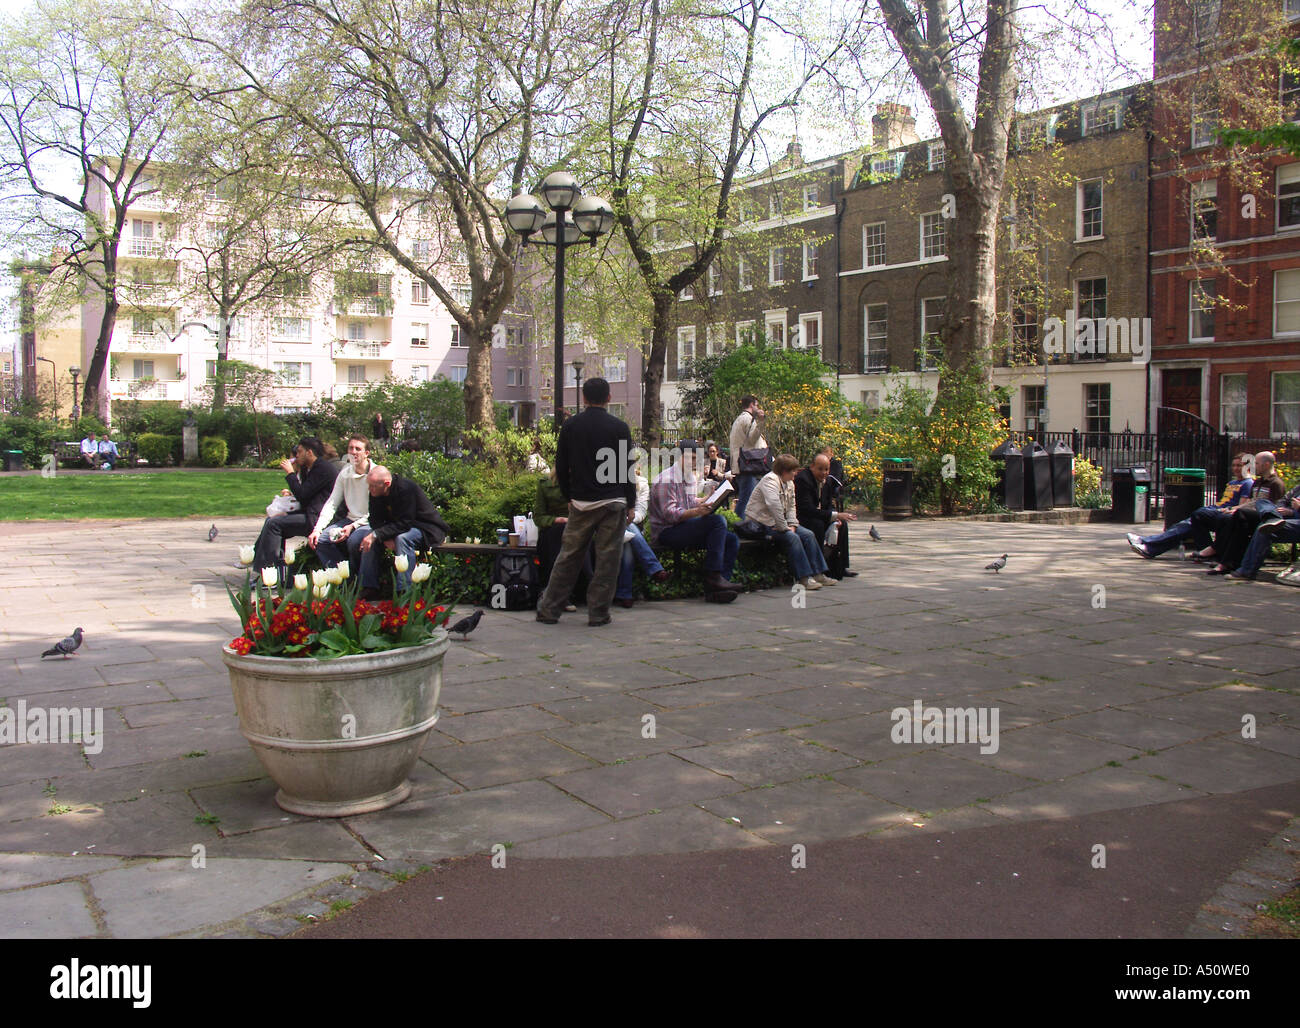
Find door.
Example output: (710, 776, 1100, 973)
(1162, 369, 1202, 419)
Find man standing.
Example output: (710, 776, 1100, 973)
(649, 439, 743, 600)
(253, 438, 339, 579)
(536, 378, 635, 627)
(796, 453, 858, 579)
(359, 465, 450, 597)
(729, 395, 767, 517)
(309, 435, 374, 571)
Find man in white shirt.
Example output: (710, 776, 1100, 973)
(309, 435, 374, 569)
(80, 432, 101, 469)
(96, 435, 120, 470)
(728, 395, 766, 517)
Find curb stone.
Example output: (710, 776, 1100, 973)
(1184, 815, 1300, 938)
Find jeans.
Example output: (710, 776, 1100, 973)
(537, 503, 627, 621)
(314, 523, 371, 571)
(1235, 514, 1300, 576)
(761, 524, 828, 580)
(655, 514, 739, 577)
(1139, 506, 1231, 556)
(361, 526, 425, 591)
(254, 513, 314, 574)
(734, 473, 760, 518)
(616, 523, 665, 600)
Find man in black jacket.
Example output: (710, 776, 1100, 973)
(536, 378, 636, 627)
(359, 465, 450, 596)
(253, 437, 339, 579)
(795, 454, 858, 579)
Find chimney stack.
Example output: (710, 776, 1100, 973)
(872, 103, 919, 150)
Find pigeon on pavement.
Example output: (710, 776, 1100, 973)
(208, 524, 219, 542)
(869, 525, 881, 542)
(985, 554, 1008, 573)
(448, 609, 484, 641)
(41, 627, 84, 659)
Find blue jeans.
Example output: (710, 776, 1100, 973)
(1236, 515, 1300, 576)
(361, 526, 424, 590)
(314, 524, 371, 571)
(616, 523, 665, 599)
(1139, 506, 1231, 556)
(655, 514, 739, 577)
(734, 473, 760, 518)
(761, 524, 827, 580)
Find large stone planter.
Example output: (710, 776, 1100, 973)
(222, 633, 449, 817)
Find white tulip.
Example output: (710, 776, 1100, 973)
(313, 583, 331, 599)
(294, 574, 308, 591)
(284, 545, 297, 564)
(394, 554, 410, 574)
(312, 569, 329, 588)
(337, 560, 350, 580)
(411, 563, 431, 583)
(261, 567, 278, 588)
(238, 545, 256, 566)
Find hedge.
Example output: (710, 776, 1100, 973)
(199, 437, 229, 467)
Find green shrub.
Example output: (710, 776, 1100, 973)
(137, 433, 175, 466)
(199, 437, 228, 467)
(0, 415, 60, 468)
(442, 468, 543, 540)
(385, 451, 476, 509)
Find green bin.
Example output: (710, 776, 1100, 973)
(1162, 468, 1206, 529)
(2, 450, 21, 473)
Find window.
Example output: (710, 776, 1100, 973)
(1275, 268, 1300, 334)
(347, 321, 366, 341)
(764, 311, 786, 348)
(735, 320, 755, 347)
(1012, 293, 1039, 361)
(411, 279, 429, 304)
(506, 367, 519, 386)
(450, 325, 466, 347)
(738, 254, 752, 291)
(864, 304, 888, 372)
(918, 298, 944, 371)
(1289, 0, 1300, 21)
(412, 240, 430, 263)
(606, 356, 627, 382)
(869, 154, 899, 179)
(1085, 384, 1111, 434)
(1272, 372, 1300, 434)
(802, 241, 819, 280)
(797, 312, 822, 356)
(204, 360, 217, 382)
(1010, 189, 1036, 250)
(347, 364, 366, 384)
(927, 142, 946, 171)
(1277, 164, 1300, 230)
(1190, 280, 1217, 340)
(1220, 374, 1247, 432)
(411, 365, 429, 383)
(920, 213, 946, 259)
(448, 366, 467, 384)
(678, 281, 694, 301)
(1282, 69, 1300, 118)
(708, 264, 721, 296)
(1191, 94, 1219, 149)
(1081, 101, 1121, 136)
(274, 361, 311, 387)
(410, 322, 428, 347)
(1077, 179, 1103, 239)
(1191, 180, 1218, 242)
(864, 222, 886, 267)
(607, 403, 627, 422)
(705, 323, 724, 357)
(1024, 384, 1045, 433)
(769, 246, 787, 285)
(271, 317, 311, 342)
(1077, 278, 1107, 322)
(130, 219, 161, 256)
(131, 312, 153, 336)
(676, 326, 696, 374)
(802, 184, 820, 210)
(1016, 117, 1051, 148)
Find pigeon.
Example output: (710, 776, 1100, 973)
(869, 525, 881, 542)
(448, 609, 484, 641)
(208, 524, 219, 542)
(41, 627, 84, 659)
(985, 554, 1008, 574)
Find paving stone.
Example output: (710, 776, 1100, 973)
(963, 724, 1143, 779)
(0, 790, 212, 857)
(435, 705, 569, 743)
(119, 694, 235, 728)
(1121, 684, 1300, 733)
(0, 880, 99, 939)
(541, 693, 671, 723)
(513, 805, 766, 858)
(699, 778, 914, 843)
(1126, 737, 1300, 794)
(0, 853, 126, 889)
(834, 751, 1040, 813)
(547, 752, 745, 819)
(982, 767, 1206, 820)
(206, 821, 374, 862)
(438, 675, 578, 714)
(425, 733, 598, 790)
(1052, 707, 1222, 751)
(85, 716, 248, 770)
(544, 718, 705, 764)
(672, 732, 860, 787)
(629, 673, 803, 709)
(189, 779, 313, 834)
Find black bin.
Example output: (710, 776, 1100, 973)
(1050, 441, 1075, 507)
(1112, 466, 1152, 523)
(881, 458, 914, 520)
(1022, 440, 1054, 510)
(990, 440, 1024, 511)
(1162, 467, 1206, 530)
(2, 450, 21, 472)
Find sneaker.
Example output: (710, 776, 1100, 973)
(1125, 533, 1151, 559)
(813, 574, 838, 587)
(563, 603, 578, 612)
(800, 577, 822, 591)
(1259, 514, 1286, 533)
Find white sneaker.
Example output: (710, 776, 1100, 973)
(800, 577, 821, 591)
(814, 574, 838, 586)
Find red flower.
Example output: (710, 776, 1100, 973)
(230, 637, 255, 655)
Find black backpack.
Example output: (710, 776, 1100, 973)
(491, 550, 539, 610)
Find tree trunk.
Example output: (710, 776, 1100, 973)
(213, 311, 230, 410)
(82, 293, 118, 424)
(940, 171, 1003, 385)
(640, 293, 673, 446)
(462, 325, 495, 430)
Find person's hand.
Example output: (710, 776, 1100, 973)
(837, 511, 857, 522)
(279, 459, 295, 474)
(787, 525, 797, 534)
(555, 516, 568, 525)
(688, 504, 712, 518)
(279, 488, 292, 497)
(359, 534, 375, 553)
(626, 509, 636, 525)
(308, 531, 320, 547)
(339, 525, 354, 540)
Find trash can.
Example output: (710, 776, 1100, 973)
(1112, 466, 1152, 523)
(1050, 441, 1075, 507)
(881, 458, 914, 520)
(2, 450, 21, 472)
(1162, 467, 1206, 530)
(1022, 440, 1054, 510)
(990, 440, 1024, 511)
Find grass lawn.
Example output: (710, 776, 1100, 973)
(0, 470, 285, 521)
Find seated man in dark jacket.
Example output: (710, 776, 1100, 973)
(253, 437, 339, 580)
(795, 453, 858, 579)
(358, 464, 450, 596)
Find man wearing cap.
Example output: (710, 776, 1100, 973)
(649, 439, 743, 601)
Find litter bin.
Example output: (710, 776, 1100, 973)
(1112, 466, 1152, 523)
(1163, 467, 1206, 530)
(881, 458, 914, 520)
(1022, 440, 1054, 510)
(990, 440, 1024, 511)
(2, 450, 21, 472)
(1050, 441, 1075, 507)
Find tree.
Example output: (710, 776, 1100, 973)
(0, 0, 195, 419)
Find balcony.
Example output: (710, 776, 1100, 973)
(113, 331, 178, 354)
(345, 296, 393, 317)
(862, 352, 889, 374)
(109, 378, 186, 402)
(126, 238, 168, 259)
(333, 339, 392, 360)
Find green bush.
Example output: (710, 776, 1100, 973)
(136, 433, 175, 466)
(385, 451, 476, 509)
(0, 415, 60, 468)
(199, 437, 228, 467)
(442, 468, 543, 541)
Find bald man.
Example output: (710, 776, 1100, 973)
(795, 454, 858, 579)
(358, 464, 450, 597)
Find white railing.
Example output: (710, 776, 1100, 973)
(347, 297, 390, 316)
(127, 239, 167, 258)
(109, 378, 185, 401)
(334, 340, 390, 359)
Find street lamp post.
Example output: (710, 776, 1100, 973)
(505, 172, 614, 430)
(69, 365, 81, 422)
(572, 359, 584, 415)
